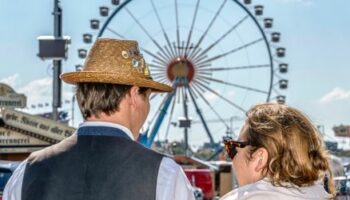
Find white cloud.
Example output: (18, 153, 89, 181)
(320, 87, 350, 103)
(0, 74, 20, 88)
(13, 76, 74, 108)
(18, 77, 52, 105)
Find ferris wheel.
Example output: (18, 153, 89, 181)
(76, 0, 288, 148)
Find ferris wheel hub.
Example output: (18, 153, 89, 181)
(167, 57, 195, 86)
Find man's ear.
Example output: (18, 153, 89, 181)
(253, 147, 268, 172)
(128, 86, 139, 107)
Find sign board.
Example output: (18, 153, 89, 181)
(0, 127, 50, 146)
(1, 109, 75, 141)
(333, 125, 350, 137)
(0, 147, 44, 154)
(0, 83, 26, 109)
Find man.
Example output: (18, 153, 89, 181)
(4, 39, 195, 200)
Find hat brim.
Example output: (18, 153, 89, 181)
(60, 71, 173, 93)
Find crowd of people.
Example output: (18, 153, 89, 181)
(3, 38, 336, 200)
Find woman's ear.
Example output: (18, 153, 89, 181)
(253, 147, 268, 172)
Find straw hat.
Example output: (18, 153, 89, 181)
(60, 38, 172, 92)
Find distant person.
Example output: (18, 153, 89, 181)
(4, 38, 195, 200)
(221, 103, 335, 200)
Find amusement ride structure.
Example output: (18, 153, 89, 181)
(76, 0, 289, 152)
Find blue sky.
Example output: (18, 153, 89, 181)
(0, 0, 349, 148)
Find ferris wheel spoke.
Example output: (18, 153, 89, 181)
(197, 75, 268, 94)
(196, 71, 213, 76)
(125, 8, 172, 60)
(196, 38, 264, 66)
(150, 69, 166, 73)
(149, 64, 166, 69)
(147, 92, 171, 130)
(196, 63, 211, 69)
(190, 86, 229, 128)
(158, 79, 171, 85)
(105, 28, 168, 65)
(151, 0, 177, 58)
(152, 59, 169, 67)
(187, 0, 228, 59)
(142, 49, 168, 65)
(188, 84, 199, 99)
(272, 87, 280, 95)
(164, 45, 175, 60)
(151, 72, 167, 76)
(191, 81, 207, 93)
(195, 81, 246, 113)
(175, 0, 181, 56)
(184, 0, 201, 58)
(152, 75, 168, 81)
(189, 47, 203, 62)
(193, 77, 211, 85)
(106, 27, 125, 39)
(192, 54, 207, 65)
(152, 74, 167, 80)
(177, 87, 183, 104)
(150, 93, 158, 101)
(186, 86, 215, 144)
(192, 15, 249, 62)
(164, 90, 177, 141)
(180, 41, 186, 58)
(190, 82, 203, 98)
(156, 52, 170, 63)
(198, 64, 271, 71)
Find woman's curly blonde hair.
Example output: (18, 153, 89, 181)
(244, 103, 335, 197)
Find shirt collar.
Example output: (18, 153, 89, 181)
(79, 121, 135, 141)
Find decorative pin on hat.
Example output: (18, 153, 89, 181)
(60, 38, 172, 93)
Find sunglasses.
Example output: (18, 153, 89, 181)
(223, 138, 250, 160)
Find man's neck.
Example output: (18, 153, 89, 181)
(87, 113, 138, 139)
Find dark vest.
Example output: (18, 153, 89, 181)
(22, 126, 164, 200)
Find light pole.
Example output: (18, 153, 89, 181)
(52, 0, 62, 121)
(37, 0, 70, 121)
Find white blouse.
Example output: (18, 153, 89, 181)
(220, 179, 332, 200)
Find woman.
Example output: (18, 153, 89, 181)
(221, 103, 335, 200)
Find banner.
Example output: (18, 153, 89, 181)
(0, 127, 50, 146)
(1, 109, 75, 141)
(0, 147, 44, 153)
(0, 83, 26, 109)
